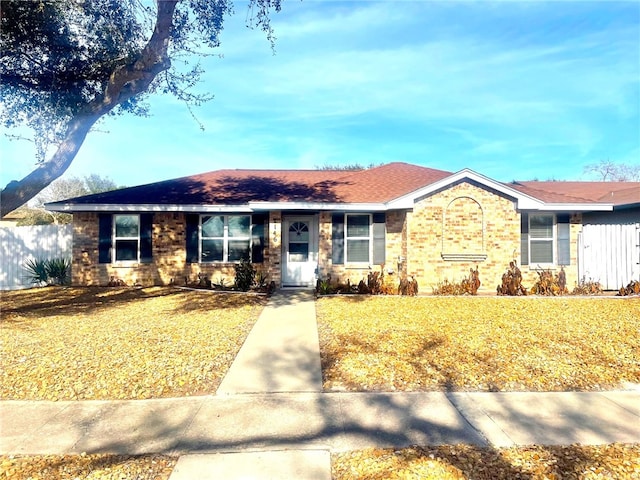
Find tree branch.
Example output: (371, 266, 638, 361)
(1, 1, 179, 217)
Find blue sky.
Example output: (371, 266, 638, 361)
(1, 0, 639, 190)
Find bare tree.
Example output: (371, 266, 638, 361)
(583, 159, 640, 181)
(16, 174, 119, 225)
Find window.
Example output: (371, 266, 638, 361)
(288, 221, 310, 262)
(186, 214, 266, 264)
(346, 214, 371, 263)
(200, 215, 250, 263)
(98, 213, 153, 264)
(332, 213, 385, 265)
(521, 213, 570, 266)
(529, 214, 554, 264)
(114, 214, 140, 261)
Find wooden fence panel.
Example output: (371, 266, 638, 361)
(0, 225, 72, 290)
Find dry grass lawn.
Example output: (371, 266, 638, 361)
(0, 286, 266, 400)
(317, 296, 640, 392)
(3, 444, 638, 480)
(0, 454, 176, 480)
(332, 444, 640, 480)
(2, 291, 639, 479)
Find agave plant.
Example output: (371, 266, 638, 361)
(23, 258, 49, 285)
(46, 258, 71, 285)
(23, 257, 71, 286)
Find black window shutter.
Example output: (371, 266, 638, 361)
(332, 213, 344, 265)
(557, 214, 570, 265)
(98, 214, 113, 264)
(520, 213, 529, 266)
(251, 213, 267, 263)
(185, 214, 199, 263)
(372, 212, 386, 265)
(140, 213, 153, 264)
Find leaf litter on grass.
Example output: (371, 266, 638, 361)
(0, 453, 176, 480)
(332, 444, 640, 480)
(317, 296, 640, 392)
(0, 287, 266, 400)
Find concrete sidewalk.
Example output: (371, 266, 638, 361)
(2, 391, 638, 456)
(2, 290, 639, 479)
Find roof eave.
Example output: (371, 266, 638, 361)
(45, 201, 389, 213)
(248, 201, 387, 211)
(45, 203, 255, 213)
(384, 169, 616, 212)
(385, 169, 546, 209)
(530, 203, 614, 212)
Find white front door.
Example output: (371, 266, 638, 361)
(282, 215, 318, 287)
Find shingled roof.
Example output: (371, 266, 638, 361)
(46, 162, 638, 212)
(47, 163, 453, 208)
(510, 181, 640, 206)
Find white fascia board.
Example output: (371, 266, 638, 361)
(45, 203, 254, 213)
(248, 201, 387, 211)
(45, 201, 390, 213)
(384, 169, 615, 212)
(532, 203, 614, 212)
(386, 169, 545, 209)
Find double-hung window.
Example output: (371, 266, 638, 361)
(521, 213, 570, 267)
(332, 212, 385, 265)
(345, 214, 371, 263)
(98, 213, 153, 264)
(529, 214, 554, 264)
(200, 215, 251, 263)
(114, 214, 140, 262)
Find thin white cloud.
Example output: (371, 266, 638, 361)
(2, 1, 637, 186)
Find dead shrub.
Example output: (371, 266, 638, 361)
(433, 267, 480, 296)
(398, 276, 418, 296)
(530, 267, 569, 296)
(618, 279, 640, 296)
(497, 261, 527, 296)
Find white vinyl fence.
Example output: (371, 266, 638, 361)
(579, 222, 640, 290)
(0, 224, 72, 290)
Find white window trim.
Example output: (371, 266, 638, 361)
(113, 214, 140, 264)
(528, 213, 556, 267)
(345, 213, 373, 265)
(200, 214, 251, 263)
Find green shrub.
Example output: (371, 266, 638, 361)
(234, 258, 256, 292)
(316, 278, 335, 295)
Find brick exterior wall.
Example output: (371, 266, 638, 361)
(266, 211, 282, 287)
(318, 212, 332, 279)
(405, 181, 521, 293)
(72, 212, 263, 287)
(71, 192, 582, 292)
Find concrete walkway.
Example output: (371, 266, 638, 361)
(1, 290, 639, 479)
(216, 290, 322, 394)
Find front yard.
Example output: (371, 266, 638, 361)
(0, 287, 265, 400)
(2, 289, 639, 479)
(316, 296, 640, 392)
(2, 290, 638, 399)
